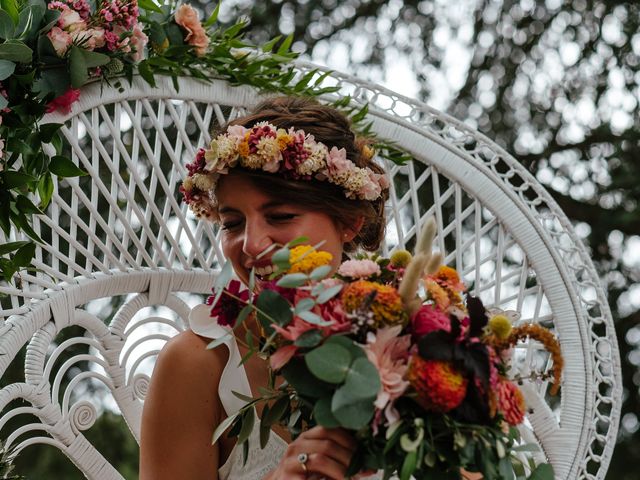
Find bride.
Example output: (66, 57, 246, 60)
(139, 96, 389, 479)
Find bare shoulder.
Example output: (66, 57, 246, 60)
(139, 329, 231, 479)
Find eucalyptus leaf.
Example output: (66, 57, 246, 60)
(313, 396, 339, 428)
(0, 39, 31, 62)
(0, 10, 14, 40)
(297, 310, 332, 326)
(499, 457, 516, 480)
(276, 272, 308, 288)
(342, 357, 381, 400)
(0, 93, 6, 109)
(305, 343, 351, 384)
(316, 284, 343, 304)
(325, 335, 366, 359)
(330, 387, 374, 429)
(33, 66, 69, 97)
(309, 264, 332, 281)
(271, 247, 290, 267)
(294, 297, 315, 314)
(256, 289, 292, 328)
(281, 359, 331, 398)
(293, 329, 323, 348)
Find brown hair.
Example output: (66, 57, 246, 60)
(217, 96, 387, 252)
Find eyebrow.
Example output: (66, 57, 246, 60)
(218, 200, 291, 215)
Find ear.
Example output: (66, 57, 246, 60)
(342, 216, 365, 243)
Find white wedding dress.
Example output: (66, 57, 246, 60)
(190, 304, 286, 479)
(190, 304, 384, 480)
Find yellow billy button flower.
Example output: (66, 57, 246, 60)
(390, 249, 412, 268)
(288, 245, 333, 274)
(488, 314, 512, 340)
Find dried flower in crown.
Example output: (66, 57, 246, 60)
(180, 122, 389, 219)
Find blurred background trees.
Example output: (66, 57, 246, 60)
(5, 0, 638, 478)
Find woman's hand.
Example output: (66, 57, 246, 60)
(264, 426, 357, 480)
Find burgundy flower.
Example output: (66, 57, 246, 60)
(411, 304, 451, 338)
(206, 280, 250, 327)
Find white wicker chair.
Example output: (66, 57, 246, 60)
(0, 65, 621, 480)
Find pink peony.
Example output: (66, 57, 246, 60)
(364, 326, 411, 411)
(130, 23, 148, 62)
(411, 304, 451, 338)
(46, 88, 81, 114)
(48, 26, 72, 57)
(337, 259, 381, 279)
(174, 4, 209, 56)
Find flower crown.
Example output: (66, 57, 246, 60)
(180, 122, 389, 219)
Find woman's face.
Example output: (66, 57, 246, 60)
(216, 174, 349, 286)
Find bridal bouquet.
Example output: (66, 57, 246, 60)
(209, 219, 561, 480)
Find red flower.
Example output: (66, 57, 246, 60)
(406, 356, 468, 413)
(46, 88, 81, 114)
(206, 280, 250, 327)
(411, 304, 451, 338)
(495, 380, 526, 425)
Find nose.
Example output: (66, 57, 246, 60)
(242, 218, 274, 259)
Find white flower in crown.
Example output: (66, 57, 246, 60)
(296, 142, 326, 176)
(192, 172, 216, 191)
(256, 136, 282, 172)
(205, 135, 239, 173)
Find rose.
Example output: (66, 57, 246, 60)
(59, 8, 85, 32)
(174, 4, 209, 56)
(72, 28, 106, 51)
(48, 26, 72, 57)
(130, 23, 149, 62)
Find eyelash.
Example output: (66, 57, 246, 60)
(221, 214, 297, 231)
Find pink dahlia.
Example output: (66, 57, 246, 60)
(364, 326, 411, 411)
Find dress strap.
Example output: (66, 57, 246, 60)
(189, 304, 253, 417)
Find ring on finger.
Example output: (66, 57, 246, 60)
(297, 452, 309, 474)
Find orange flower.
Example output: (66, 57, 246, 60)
(341, 280, 406, 328)
(175, 4, 210, 56)
(406, 356, 468, 413)
(487, 323, 563, 395)
(495, 380, 525, 425)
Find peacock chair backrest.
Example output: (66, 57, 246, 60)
(0, 65, 621, 480)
